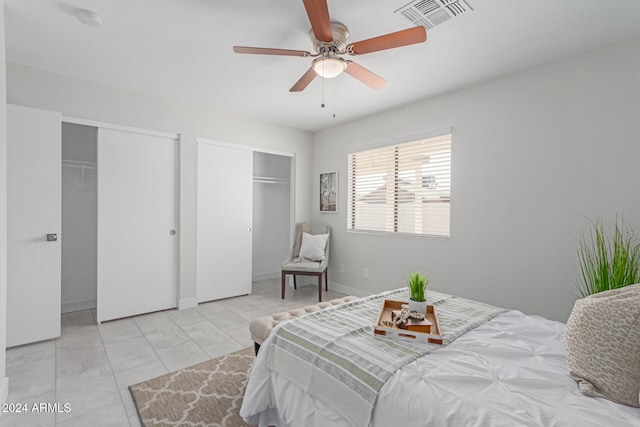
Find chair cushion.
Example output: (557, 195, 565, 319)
(282, 259, 323, 272)
(299, 232, 329, 261)
(564, 284, 640, 407)
(249, 296, 360, 345)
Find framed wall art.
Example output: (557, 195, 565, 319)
(320, 172, 337, 213)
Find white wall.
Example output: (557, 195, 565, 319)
(0, 0, 8, 404)
(61, 123, 97, 312)
(7, 62, 313, 308)
(311, 36, 640, 322)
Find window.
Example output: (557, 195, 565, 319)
(347, 132, 451, 237)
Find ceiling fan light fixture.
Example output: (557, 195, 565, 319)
(312, 56, 347, 78)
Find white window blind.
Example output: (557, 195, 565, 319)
(347, 133, 451, 237)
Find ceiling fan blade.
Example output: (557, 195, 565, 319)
(348, 26, 427, 55)
(344, 61, 386, 89)
(290, 67, 318, 92)
(302, 0, 333, 43)
(233, 46, 311, 57)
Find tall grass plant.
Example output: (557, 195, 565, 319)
(577, 216, 640, 297)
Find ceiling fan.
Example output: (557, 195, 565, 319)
(233, 0, 427, 92)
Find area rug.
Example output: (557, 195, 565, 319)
(130, 347, 255, 427)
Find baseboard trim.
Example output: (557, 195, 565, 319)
(61, 299, 97, 314)
(0, 377, 8, 406)
(178, 297, 198, 310)
(328, 281, 370, 298)
(252, 272, 280, 282)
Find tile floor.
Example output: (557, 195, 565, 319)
(1, 279, 346, 427)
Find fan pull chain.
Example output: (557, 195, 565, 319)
(333, 85, 336, 118)
(321, 63, 326, 108)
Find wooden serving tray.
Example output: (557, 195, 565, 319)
(374, 299, 443, 345)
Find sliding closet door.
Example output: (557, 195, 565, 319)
(197, 142, 253, 302)
(6, 104, 62, 347)
(97, 128, 178, 322)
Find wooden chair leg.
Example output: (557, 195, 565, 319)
(318, 273, 322, 302)
(281, 271, 286, 299)
(325, 269, 328, 291)
(293, 274, 297, 289)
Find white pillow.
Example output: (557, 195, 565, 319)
(298, 232, 329, 262)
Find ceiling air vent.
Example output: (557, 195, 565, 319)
(395, 0, 474, 30)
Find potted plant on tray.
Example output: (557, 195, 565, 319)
(407, 272, 430, 315)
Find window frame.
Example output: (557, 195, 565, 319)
(346, 129, 452, 239)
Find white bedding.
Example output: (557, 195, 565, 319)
(241, 310, 640, 426)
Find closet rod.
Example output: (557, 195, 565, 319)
(62, 159, 97, 169)
(253, 176, 289, 184)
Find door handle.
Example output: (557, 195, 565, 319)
(46, 233, 58, 242)
(169, 230, 176, 236)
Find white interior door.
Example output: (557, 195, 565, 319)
(97, 128, 178, 322)
(6, 104, 62, 347)
(197, 142, 253, 302)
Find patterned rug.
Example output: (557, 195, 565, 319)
(129, 347, 255, 427)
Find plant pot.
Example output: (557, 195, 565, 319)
(408, 299, 427, 315)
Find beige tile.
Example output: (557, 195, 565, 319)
(55, 365, 121, 423)
(245, 292, 288, 306)
(165, 307, 206, 327)
(138, 322, 190, 351)
(194, 300, 229, 316)
(128, 415, 142, 427)
(132, 311, 170, 329)
(0, 392, 57, 427)
(56, 339, 110, 377)
(104, 337, 159, 373)
(155, 341, 210, 372)
(97, 318, 142, 344)
(56, 402, 129, 427)
(56, 323, 101, 348)
(57, 310, 101, 348)
(225, 325, 254, 348)
(202, 339, 245, 359)
(236, 308, 272, 322)
(6, 358, 55, 402)
(218, 297, 255, 312)
(205, 312, 249, 332)
(6, 340, 56, 368)
(61, 310, 95, 329)
(180, 321, 231, 347)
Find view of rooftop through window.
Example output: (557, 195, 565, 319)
(347, 132, 451, 237)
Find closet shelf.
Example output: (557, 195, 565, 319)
(253, 176, 289, 184)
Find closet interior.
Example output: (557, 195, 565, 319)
(252, 151, 292, 281)
(61, 123, 98, 313)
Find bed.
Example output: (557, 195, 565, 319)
(240, 288, 640, 426)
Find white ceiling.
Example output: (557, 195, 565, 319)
(5, 0, 640, 132)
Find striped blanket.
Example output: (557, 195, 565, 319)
(267, 288, 506, 426)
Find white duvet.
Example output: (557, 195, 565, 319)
(241, 310, 640, 426)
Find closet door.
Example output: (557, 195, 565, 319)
(97, 128, 178, 322)
(6, 104, 62, 347)
(197, 142, 253, 302)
